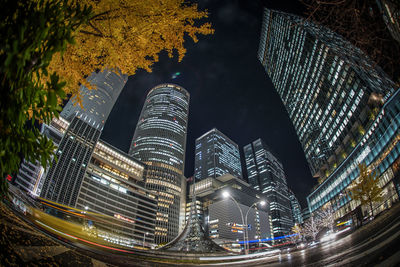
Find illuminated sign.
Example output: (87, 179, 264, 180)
(336, 219, 352, 226)
(6, 174, 12, 182)
(114, 214, 135, 224)
(228, 222, 251, 232)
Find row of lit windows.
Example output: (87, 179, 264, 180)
(95, 142, 144, 171)
(146, 178, 181, 192)
(309, 104, 400, 211)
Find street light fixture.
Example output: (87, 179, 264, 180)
(244, 199, 267, 254)
(222, 191, 247, 254)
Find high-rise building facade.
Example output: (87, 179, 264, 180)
(15, 117, 69, 196)
(258, 9, 395, 179)
(129, 84, 189, 244)
(244, 138, 293, 236)
(194, 128, 242, 181)
(41, 69, 127, 206)
(76, 140, 157, 246)
(258, 9, 399, 220)
(61, 69, 127, 125)
(288, 189, 303, 225)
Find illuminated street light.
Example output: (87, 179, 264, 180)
(221, 190, 246, 254)
(222, 191, 230, 198)
(244, 199, 268, 254)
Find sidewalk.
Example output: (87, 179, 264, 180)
(0, 201, 111, 266)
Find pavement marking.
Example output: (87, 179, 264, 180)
(15, 245, 69, 262)
(324, 219, 400, 267)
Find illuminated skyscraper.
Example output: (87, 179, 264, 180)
(41, 69, 127, 206)
(244, 139, 293, 236)
(258, 9, 399, 217)
(288, 189, 303, 225)
(60, 69, 127, 125)
(129, 84, 190, 244)
(194, 128, 242, 181)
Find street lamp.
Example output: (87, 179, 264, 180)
(244, 200, 267, 254)
(222, 191, 246, 254)
(143, 232, 149, 248)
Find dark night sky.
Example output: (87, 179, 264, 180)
(101, 0, 317, 207)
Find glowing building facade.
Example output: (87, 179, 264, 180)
(258, 9, 399, 220)
(288, 189, 303, 225)
(189, 174, 271, 249)
(77, 140, 157, 246)
(194, 128, 242, 181)
(14, 117, 68, 196)
(129, 84, 189, 244)
(244, 139, 293, 236)
(41, 69, 127, 206)
(61, 69, 127, 125)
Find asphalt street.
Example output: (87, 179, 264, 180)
(4, 198, 400, 266)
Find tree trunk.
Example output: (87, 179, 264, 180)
(369, 199, 374, 217)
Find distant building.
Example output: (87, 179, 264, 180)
(61, 69, 127, 125)
(41, 69, 127, 206)
(288, 189, 303, 225)
(258, 8, 399, 222)
(14, 117, 68, 196)
(76, 140, 157, 245)
(14, 70, 161, 247)
(129, 84, 189, 244)
(189, 174, 271, 250)
(302, 207, 311, 222)
(244, 138, 293, 236)
(194, 128, 242, 181)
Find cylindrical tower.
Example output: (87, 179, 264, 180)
(129, 84, 189, 244)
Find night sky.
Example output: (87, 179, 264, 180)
(101, 0, 317, 207)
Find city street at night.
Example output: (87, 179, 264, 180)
(2, 0, 400, 266)
(3, 197, 400, 266)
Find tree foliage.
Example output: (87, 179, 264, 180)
(47, 0, 214, 103)
(1, 0, 213, 197)
(301, 0, 400, 83)
(349, 163, 383, 217)
(302, 214, 321, 241)
(318, 205, 335, 232)
(289, 223, 304, 244)
(0, 0, 92, 197)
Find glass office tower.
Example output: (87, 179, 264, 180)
(129, 84, 189, 244)
(194, 128, 242, 181)
(41, 69, 127, 206)
(259, 9, 395, 179)
(60, 69, 128, 125)
(244, 139, 293, 236)
(258, 9, 399, 218)
(288, 189, 303, 225)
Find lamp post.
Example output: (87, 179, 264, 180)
(244, 200, 266, 254)
(143, 232, 149, 248)
(222, 191, 247, 254)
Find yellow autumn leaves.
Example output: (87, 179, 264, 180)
(47, 0, 214, 103)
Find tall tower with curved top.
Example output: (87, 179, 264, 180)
(129, 83, 190, 244)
